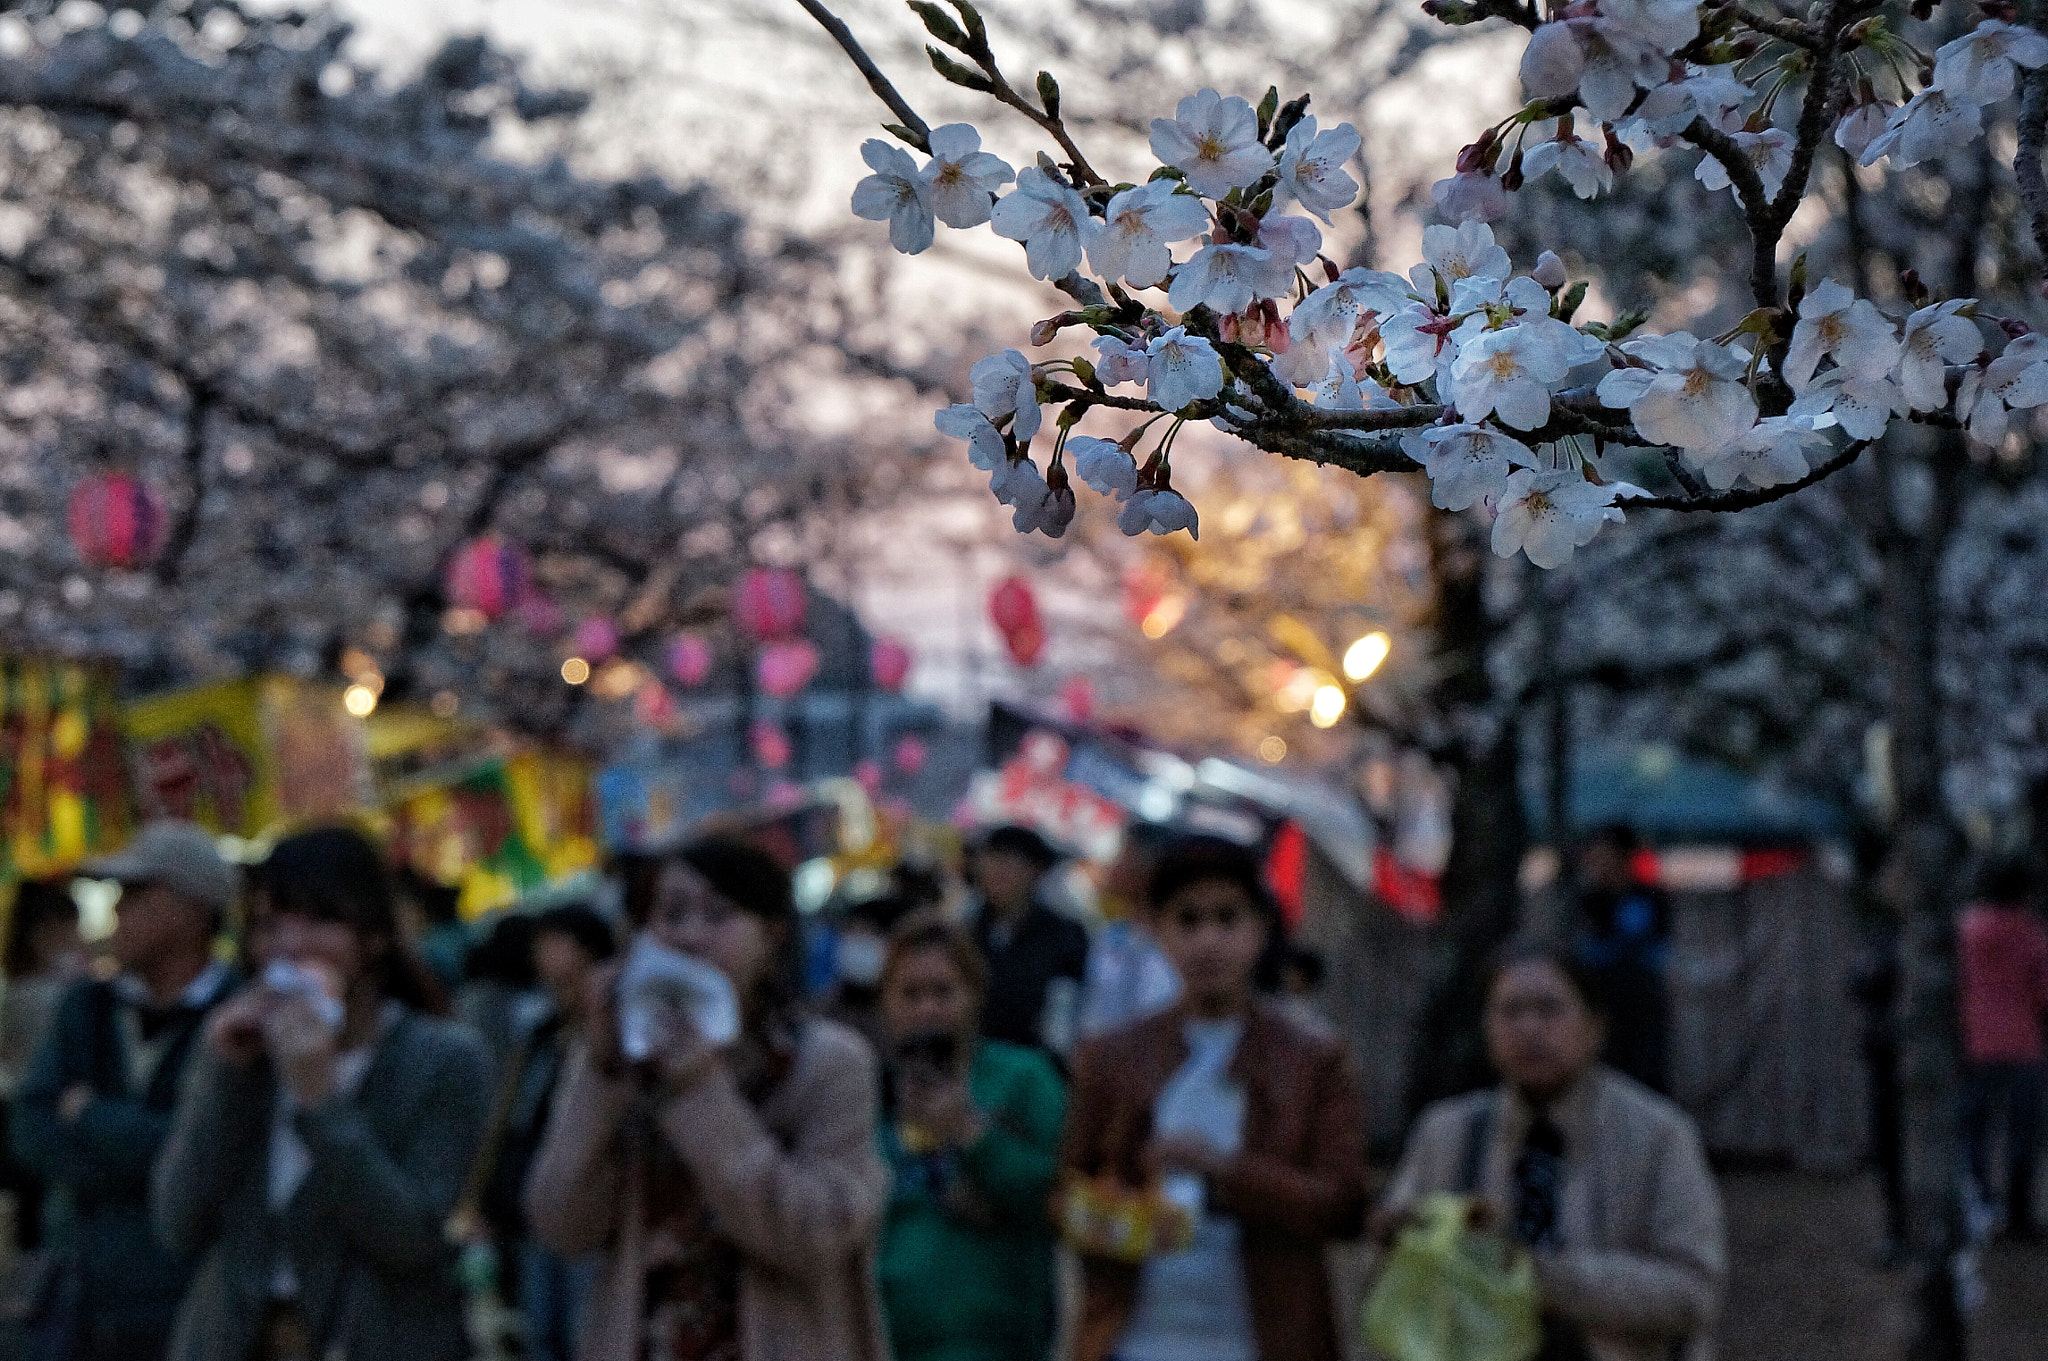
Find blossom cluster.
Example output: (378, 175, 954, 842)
(1433, 3, 2048, 219)
(853, 66, 2048, 567)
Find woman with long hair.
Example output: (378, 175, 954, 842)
(151, 826, 491, 1361)
(523, 834, 888, 1361)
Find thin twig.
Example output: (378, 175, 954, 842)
(2017, 9, 2048, 263)
(793, 0, 933, 151)
(1619, 439, 1867, 511)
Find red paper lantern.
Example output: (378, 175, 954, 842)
(635, 682, 678, 730)
(68, 473, 165, 570)
(573, 616, 620, 663)
(893, 734, 928, 776)
(756, 640, 820, 698)
(988, 576, 1045, 668)
(1121, 560, 1171, 627)
(445, 535, 530, 621)
(733, 568, 807, 641)
(750, 719, 792, 770)
(666, 633, 714, 687)
(870, 637, 913, 692)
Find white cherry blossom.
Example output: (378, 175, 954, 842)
(1431, 171, 1509, 224)
(1860, 88, 1984, 168)
(990, 168, 1090, 280)
(1629, 67, 1751, 141)
(1415, 219, 1512, 293)
(850, 139, 935, 254)
(1597, 332, 1758, 453)
(1449, 324, 1577, 430)
(1278, 267, 1413, 384)
(1119, 487, 1201, 538)
(1273, 116, 1362, 222)
(1523, 128, 1614, 199)
(1400, 423, 1538, 511)
(1490, 467, 1624, 568)
(989, 455, 1044, 508)
(1897, 299, 1982, 412)
(970, 349, 1042, 441)
(1091, 335, 1151, 387)
(1168, 241, 1289, 315)
(1532, 251, 1570, 291)
(1784, 279, 1902, 391)
(1834, 102, 1895, 159)
(1085, 180, 1211, 288)
(1306, 354, 1398, 411)
(1146, 327, 1226, 411)
(1789, 368, 1905, 440)
(1380, 304, 1458, 386)
(1931, 20, 2048, 107)
(920, 123, 1014, 228)
(1257, 215, 1323, 269)
(1148, 89, 1274, 198)
(1694, 128, 1794, 200)
(1956, 334, 2048, 446)
(1068, 436, 1138, 499)
(935, 404, 1007, 470)
(1700, 416, 1829, 490)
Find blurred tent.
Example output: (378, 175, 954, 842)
(1526, 741, 1849, 844)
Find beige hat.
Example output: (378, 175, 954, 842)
(84, 820, 238, 917)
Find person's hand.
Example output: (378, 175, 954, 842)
(263, 992, 341, 1107)
(206, 989, 274, 1064)
(642, 999, 720, 1098)
(581, 959, 627, 1076)
(897, 1064, 983, 1147)
(1146, 1133, 1228, 1179)
(58, 1083, 92, 1123)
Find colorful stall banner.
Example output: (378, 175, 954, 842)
(125, 676, 369, 839)
(0, 658, 131, 879)
(387, 750, 599, 920)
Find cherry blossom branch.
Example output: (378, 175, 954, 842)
(2018, 22, 2048, 262)
(1764, 1, 1855, 229)
(1733, 7, 1824, 50)
(794, 0, 933, 152)
(1618, 438, 1868, 510)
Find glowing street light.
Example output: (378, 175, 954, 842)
(1343, 630, 1391, 682)
(561, 657, 592, 685)
(1309, 684, 1346, 728)
(342, 684, 379, 718)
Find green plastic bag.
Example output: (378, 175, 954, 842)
(1361, 1193, 1543, 1361)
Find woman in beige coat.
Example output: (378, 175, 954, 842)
(524, 836, 889, 1361)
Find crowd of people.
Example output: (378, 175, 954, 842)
(0, 813, 1747, 1361)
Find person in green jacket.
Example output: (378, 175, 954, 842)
(877, 910, 1069, 1361)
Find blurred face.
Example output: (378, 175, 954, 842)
(107, 881, 208, 974)
(1578, 840, 1631, 893)
(1484, 958, 1605, 1101)
(1152, 877, 1268, 1013)
(258, 909, 374, 1000)
(881, 945, 977, 1043)
(975, 848, 1041, 915)
(649, 862, 778, 996)
(532, 931, 596, 1012)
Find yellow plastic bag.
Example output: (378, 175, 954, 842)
(1361, 1194, 1543, 1361)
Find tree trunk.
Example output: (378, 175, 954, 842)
(1871, 430, 1968, 1361)
(1407, 507, 1530, 1116)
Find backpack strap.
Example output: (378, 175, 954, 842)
(1457, 1091, 1496, 1195)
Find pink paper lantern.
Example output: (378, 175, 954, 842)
(854, 759, 884, 796)
(870, 637, 913, 693)
(68, 473, 166, 570)
(893, 734, 928, 777)
(666, 633, 714, 687)
(756, 640, 820, 699)
(733, 568, 807, 641)
(573, 616, 620, 663)
(445, 535, 530, 621)
(750, 719, 792, 770)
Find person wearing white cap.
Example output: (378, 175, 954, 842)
(11, 820, 238, 1361)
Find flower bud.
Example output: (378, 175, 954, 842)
(1030, 316, 1063, 347)
(1533, 251, 1569, 291)
(1501, 149, 1525, 192)
(1455, 127, 1500, 176)
(1899, 269, 1929, 306)
(1603, 130, 1633, 175)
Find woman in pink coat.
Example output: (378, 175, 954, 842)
(523, 836, 889, 1361)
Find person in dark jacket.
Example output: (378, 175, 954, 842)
(150, 826, 490, 1361)
(1572, 825, 1672, 1093)
(1060, 836, 1368, 1361)
(12, 820, 238, 1361)
(969, 826, 1088, 1056)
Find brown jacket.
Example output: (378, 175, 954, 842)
(1380, 1067, 1726, 1361)
(1061, 1000, 1369, 1361)
(522, 1018, 890, 1361)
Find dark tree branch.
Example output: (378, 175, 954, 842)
(154, 383, 216, 587)
(1619, 438, 1867, 510)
